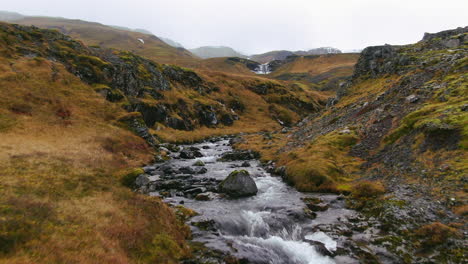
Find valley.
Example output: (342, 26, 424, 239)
(0, 10, 466, 264)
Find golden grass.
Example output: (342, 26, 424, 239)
(0, 57, 191, 263)
(270, 54, 359, 77)
(237, 129, 363, 192)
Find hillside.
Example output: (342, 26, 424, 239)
(0, 21, 328, 262)
(189, 46, 246, 59)
(269, 53, 360, 91)
(2, 15, 198, 65)
(237, 26, 467, 263)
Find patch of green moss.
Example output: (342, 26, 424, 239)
(119, 168, 145, 188)
(145, 234, 185, 263)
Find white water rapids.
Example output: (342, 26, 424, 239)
(153, 139, 346, 263)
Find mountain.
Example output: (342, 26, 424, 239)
(189, 46, 246, 59)
(0, 12, 197, 65)
(160, 37, 184, 48)
(251, 47, 342, 63)
(237, 26, 467, 263)
(0, 10, 24, 21)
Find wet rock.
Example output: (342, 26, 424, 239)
(179, 166, 196, 174)
(193, 160, 205, 166)
(180, 148, 203, 159)
(160, 164, 176, 174)
(135, 174, 150, 187)
(196, 167, 208, 174)
(143, 166, 156, 173)
(307, 203, 329, 212)
(219, 150, 260, 161)
(305, 240, 334, 257)
(241, 161, 251, 167)
(218, 170, 258, 198)
(195, 192, 216, 201)
(191, 219, 217, 231)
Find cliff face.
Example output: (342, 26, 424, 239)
(239, 27, 467, 263)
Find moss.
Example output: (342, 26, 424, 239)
(119, 168, 145, 188)
(174, 205, 198, 221)
(145, 234, 185, 263)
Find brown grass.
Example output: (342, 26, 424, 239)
(0, 57, 190, 263)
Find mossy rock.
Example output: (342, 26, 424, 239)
(119, 168, 145, 188)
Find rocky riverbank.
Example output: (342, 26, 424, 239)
(133, 137, 430, 264)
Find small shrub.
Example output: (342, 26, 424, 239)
(352, 180, 385, 198)
(415, 222, 460, 247)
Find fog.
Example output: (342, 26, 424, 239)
(2, 0, 467, 54)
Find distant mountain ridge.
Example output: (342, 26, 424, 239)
(189, 46, 246, 59)
(250, 47, 342, 63)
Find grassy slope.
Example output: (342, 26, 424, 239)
(13, 17, 198, 66)
(0, 30, 196, 263)
(238, 35, 467, 197)
(270, 54, 358, 77)
(269, 54, 359, 91)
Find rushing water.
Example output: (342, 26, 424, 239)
(253, 63, 271, 74)
(149, 139, 352, 263)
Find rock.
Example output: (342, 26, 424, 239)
(195, 192, 216, 201)
(305, 240, 334, 257)
(218, 170, 258, 198)
(220, 114, 235, 126)
(196, 167, 208, 174)
(339, 127, 351, 134)
(406, 94, 420, 103)
(179, 166, 196, 174)
(198, 105, 218, 126)
(220, 150, 260, 161)
(191, 219, 217, 231)
(307, 203, 329, 212)
(135, 174, 150, 187)
(202, 145, 211, 149)
(160, 164, 176, 174)
(180, 148, 203, 159)
(143, 166, 156, 173)
(241, 161, 251, 167)
(193, 160, 205, 166)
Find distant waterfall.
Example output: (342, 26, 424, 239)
(254, 62, 271, 74)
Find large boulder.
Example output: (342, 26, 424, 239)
(218, 170, 258, 198)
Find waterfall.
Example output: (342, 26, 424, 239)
(254, 62, 271, 74)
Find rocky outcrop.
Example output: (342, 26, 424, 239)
(218, 170, 258, 198)
(422, 26, 468, 49)
(352, 45, 410, 78)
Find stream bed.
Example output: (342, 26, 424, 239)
(137, 138, 364, 264)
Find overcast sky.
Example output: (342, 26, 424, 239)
(2, 0, 467, 54)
